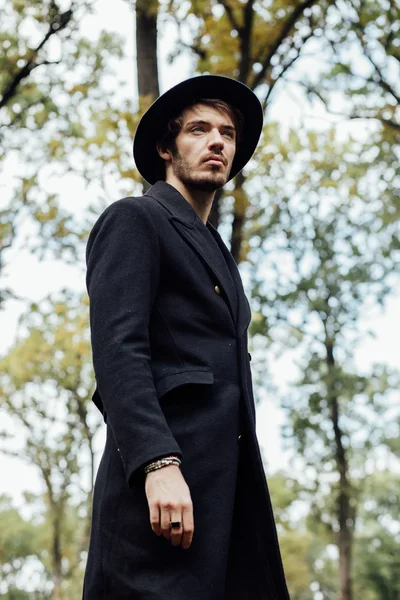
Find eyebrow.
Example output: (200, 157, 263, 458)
(185, 119, 236, 133)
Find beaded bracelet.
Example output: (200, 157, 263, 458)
(144, 456, 181, 475)
(144, 457, 181, 474)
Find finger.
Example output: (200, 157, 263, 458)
(169, 513, 183, 547)
(160, 504, 172, 540)
(181, 500, 194, 549)
(149, 503, 161, 536)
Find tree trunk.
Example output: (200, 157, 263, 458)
(136, 0, 160, 106)
(41, 465, 64, 599)
(231, 171, 248, 263)
(83, 432, 95, 550)
(51, 511, 63, 599)
(228, 2, 254, 260)
(325, 337, 354, 600)
(135, 0, 160, 191)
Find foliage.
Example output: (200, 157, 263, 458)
(0, 493, 87, 599)
(0, 292, 99, 597)
(299, 0, 400, 130)
(0, 494, 42, 594)
(167, 0, 399, 259)
(353, 470, 400, 600)
(0, 0, 140, 306)
(268, 474, 315, 599)
(246, 121, 400, 598)
(268, 468, 400, 600)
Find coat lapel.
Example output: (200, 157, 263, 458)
(206, 221, 252, 337)
(173, 217, 238, 329)
(146, 181, 251, 336)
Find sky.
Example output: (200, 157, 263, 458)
(0, 0, 399, 508)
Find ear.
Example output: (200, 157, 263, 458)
(156, 143, 171, 162)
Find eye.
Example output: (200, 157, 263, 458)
(223, 130, 235, 139)
(191, 126, 204, 133)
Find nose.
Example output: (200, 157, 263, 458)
(208, 128, 225, 151)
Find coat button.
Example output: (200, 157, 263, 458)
(248, 352, 252, 361)
(238, 434, 242, 443)
(214, 285, 221, 295)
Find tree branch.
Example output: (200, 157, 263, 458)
(290, 78, 400, 131)
(361, 45, 400, 105)
(335, 16, 400, 104)
(172, 39, 207, 61)
(251, 0, 322, 90)
(261, 31, 314, 111)
(0, 9, 73, 109)
(219, 0, 240, 33)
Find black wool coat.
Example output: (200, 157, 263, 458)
(83, 181, 290, 600)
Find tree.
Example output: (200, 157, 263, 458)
(0, 292, 99, 598)
(0, 0, 138, 307)
(0, 494, 43, 598)
(297, 0, 400, 134)
(168, 0, 337, 256)
(267, 466, 400, 600)
(267, 474, 315, 600)
(245, 123, 400, 600)
(354, 470, 400, 600)
(0, 493, 88, 599)
(131, 0, 160, 189)
(135, 0, 160, 107)
(167, 0, 398, 259)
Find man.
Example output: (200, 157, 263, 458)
(83, 75, 290, 599)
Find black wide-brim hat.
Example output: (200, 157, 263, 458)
(133, 75, 263, 185)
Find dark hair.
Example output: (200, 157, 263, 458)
(157, 98, 244, 156)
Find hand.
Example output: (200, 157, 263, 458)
(145, 464, 194, 549)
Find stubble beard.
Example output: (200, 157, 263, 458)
(172, 151, 228, 192)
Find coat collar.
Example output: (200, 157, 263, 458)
(145, 181, 251, 337)
(146, 181, 198, 225)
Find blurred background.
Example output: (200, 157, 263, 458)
(0, 0, 399, 598)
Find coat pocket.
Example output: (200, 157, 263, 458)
(155, 367, 214, 400)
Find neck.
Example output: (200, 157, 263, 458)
(165, 174, 215, 225)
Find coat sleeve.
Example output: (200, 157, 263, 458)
(86, 197, 182, 485)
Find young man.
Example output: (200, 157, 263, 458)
(83, 75, 290, 599)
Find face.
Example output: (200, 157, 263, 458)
(160, 104, 237, 192)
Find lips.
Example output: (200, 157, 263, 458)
(205, 156, 225, 165)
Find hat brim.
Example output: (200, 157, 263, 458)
(133, 75, 263, 186)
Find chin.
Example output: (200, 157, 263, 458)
(187, 174, 227, 192)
